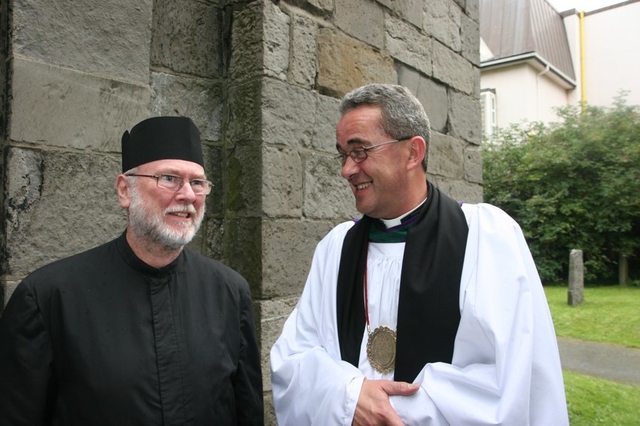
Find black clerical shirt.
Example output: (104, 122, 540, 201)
(0, 233, 263, 425)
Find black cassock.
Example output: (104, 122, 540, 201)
(0, 233, 263, 425)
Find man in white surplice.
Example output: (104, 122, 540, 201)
(270, 84, 569, 426)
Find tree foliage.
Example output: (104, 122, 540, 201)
(483, 96, 640, 283)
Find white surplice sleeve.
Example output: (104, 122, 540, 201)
(271, 221, 364, 426)
(390, 203, 569, 425)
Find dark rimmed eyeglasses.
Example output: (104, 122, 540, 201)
(334, 137, 412, 166)
(125, 174, 213, 195)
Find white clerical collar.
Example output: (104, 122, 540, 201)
(380, 197, 428, 229)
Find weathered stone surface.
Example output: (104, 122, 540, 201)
(13, 0, 153, 83)
(568, 249, 584, 306)
(220, 217, 263, 297)
(290, 13, 317, 88)
(309, 93, 341, 153)
(317, 29, 396, 98)
(335, 0, 385, 49)
(11, 56, 150, 151)
(465, 0, 480, 22)
(429, 175, 483, 203)
(262, 146, 303, 217)
(464, 145, 483, 184)
(230, 2, 263, 85)
(225, 141, 263, 217)
(258, 297, 298, 391)
(263, 1, 290, 80)
(304, 153, 360, 220)
(151, 0, 222, 78)
(305, 0, 333, 13)
(424, 0, 462, 52)
(377, 0, 423, 27)
(262, 79, 317, 149)
(460, 11, 480, 65)
(5, 147, 125, 277)
(262, 220, 334, 298)
(449, 89, 481, 144)
(433, 40, 475, 95)
(397, 67, 448, 132)
(227, 80, 262, 142)
(386, 16, 433, 76)
(428, 132, 464, 179)
(150, 72, 223, 141)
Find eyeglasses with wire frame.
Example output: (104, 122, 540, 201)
(334, 137, 412, 166)
(125, 174, 213, 195)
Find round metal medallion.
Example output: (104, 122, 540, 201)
(366, 326, 397, 374)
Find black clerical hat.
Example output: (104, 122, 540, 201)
(121, 116, 204, 172)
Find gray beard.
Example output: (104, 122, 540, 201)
(128, 185, 204, 251)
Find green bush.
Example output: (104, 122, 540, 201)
(483, 96, 640, 283)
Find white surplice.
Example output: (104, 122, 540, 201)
(270, 203, 569, 425)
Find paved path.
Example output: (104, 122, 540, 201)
(557, 337, 640, 386)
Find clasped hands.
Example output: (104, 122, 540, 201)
(352, 378, 420, 426)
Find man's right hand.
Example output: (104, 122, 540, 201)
(352, 378, 420, 426)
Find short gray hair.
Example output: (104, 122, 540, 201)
(340, 84, 431, 171)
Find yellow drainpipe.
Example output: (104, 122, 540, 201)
(580, 10, 586, 112)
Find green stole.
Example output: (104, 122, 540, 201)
(336, 182, 469, 382)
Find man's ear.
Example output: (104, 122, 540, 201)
(407, 136, 427, 171)
(115, 175, 132, 209)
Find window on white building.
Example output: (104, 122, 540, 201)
(481, 90, 497, 138)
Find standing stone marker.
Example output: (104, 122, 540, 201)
(568, 249, 584, 306)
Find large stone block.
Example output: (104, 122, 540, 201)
(433, 41, 475, 95)
(13, 0, 153, 84)
(262, 146, 303, 217)
(304, 153, 360, 220)
(430, 175, 483, 203)
(151, 0, 223, 78)
(424, 0, 462, 52)
(465, 0, 480, 22)
(377, 0, 423, 27)
(461, 12, 480, 66)
(397, 67, 448, 132)
(309, 93, 341, 153)
(4, 147, 125, 277)
(230, 3, 263, 85)
(428, 132, 464, 179)
(262, 79, 317, 149)
(225, 141, 263, 217)
(258, 297, 298, 392)
(464, 144, 483, 184)
(335, 0, 385, 49)
(263, 1, 290, 81)
(10, 56, 150, 151)
(227, 80, 263, 143)
(290, 13, 317, 88)
(262, 220, 334, 298)
(222, 217, 263, 296)
(149, 72, 223, 142)
(386, 16, 433, 76)
(317, 29, 396, 98)
(449, 89, 481, 144)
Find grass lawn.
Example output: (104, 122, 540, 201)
(544, 285, 640, 425)
(544, 285, 640, 348)
(564, 371, 640, 425)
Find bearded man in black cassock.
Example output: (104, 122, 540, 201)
(0, 117, 264, 425)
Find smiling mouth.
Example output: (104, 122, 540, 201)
(171, 212, 191, 218)
(355, 182, 372, 191)
(165, 205, 197, 219)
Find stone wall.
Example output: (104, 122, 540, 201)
(1, 0, 481, 423)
